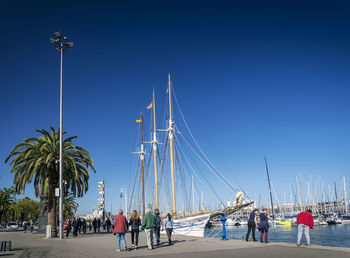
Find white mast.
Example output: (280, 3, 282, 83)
(192, 175, 195, 213)
(168, 73, 176, 217)
(152, 89, 159, 210)
(343, 176, 348, 214)
(289, 182, 293, 216)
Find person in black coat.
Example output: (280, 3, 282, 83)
(92, 218, 97, 234)
(97, 218, 101, 233)
(129, 210, 141, 249)
(72, 216, 79, 237)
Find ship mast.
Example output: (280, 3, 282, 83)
(140, 111, 145, 216)
(168, 73, 176, 217)
(152, 89, 159, 209)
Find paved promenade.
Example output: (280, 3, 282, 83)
(1, 230, 349, 257)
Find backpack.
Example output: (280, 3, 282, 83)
(155, 215, 161, 228)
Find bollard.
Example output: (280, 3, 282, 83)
(220, 213, 228, 240)
(0, 241, 11, 252)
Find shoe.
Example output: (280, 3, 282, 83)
(253, 240, 258, 242)
(297, 244, 301, 246)
(116, 250, 121, 252)
(260, 240, 264, 243)
(135, 245, 137, 250)
(245, 239, 249, 242)
(124, 246, 128, 251)
(265, 241, 269, 243)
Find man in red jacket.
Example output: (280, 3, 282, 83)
(113, 209, 128, 252)
(296, 209, 314, 246)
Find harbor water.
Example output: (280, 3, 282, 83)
(205, 223, 350, 248)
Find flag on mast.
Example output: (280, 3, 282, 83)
(147, 102, 152, 109)
(136, 119, 142, 123)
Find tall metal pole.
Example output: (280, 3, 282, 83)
(59, 46, 63, 239)
(168, 74, 176, 217)
(264, 157, 275, 222)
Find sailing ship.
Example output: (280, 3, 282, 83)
(129, 74, 253, 237)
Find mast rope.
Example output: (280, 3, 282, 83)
(171, 85, 250, 199)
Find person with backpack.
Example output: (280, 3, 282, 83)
(129, 210, 141, 249)
(154, 209, 163, 245)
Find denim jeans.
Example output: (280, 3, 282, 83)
(116, 233, 127, 250)
(297, 224, 310, 245)
(154, 227, 161, 244)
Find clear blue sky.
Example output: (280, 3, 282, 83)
(1, 0, 350, 214)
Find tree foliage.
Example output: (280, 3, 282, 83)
(5, 127, 95, 236)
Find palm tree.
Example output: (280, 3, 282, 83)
(5, 127, 95, 236)
(0, 187, 15, 224)
(58, 192, 79, 220)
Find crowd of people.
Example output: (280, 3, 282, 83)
(113, 208, 174, 252)
(63, 216, 113, 237)
(245, 208, 314, 246)
(63, 208, 174, 252)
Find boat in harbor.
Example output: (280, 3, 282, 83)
(128, 74, 253, 237)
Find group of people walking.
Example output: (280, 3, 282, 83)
(22, 220, 34, 233)
(245, 208, 314, 246)
(64, 217, 113, 237)
(113, 208, 174, 252)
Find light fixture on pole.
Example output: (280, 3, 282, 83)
(50, 31, 74, 239)
(120, 188, 127, 217)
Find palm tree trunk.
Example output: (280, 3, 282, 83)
(47, 183, 57, 237)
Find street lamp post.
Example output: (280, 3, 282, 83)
(50, 32, 74, 239)
(120, 188, 127, 217)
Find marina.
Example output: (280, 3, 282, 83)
(206, 223, 350, 248)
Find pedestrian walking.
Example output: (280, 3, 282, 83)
(72, 216, 79, 237)
(88, 221, 92, 232)
(23, 221, 27, 233)
(78, 218, 82, 234)
(29, 220, 34, 233)
(141, 208, 156, 250)
(106, 217, 112, 232)
(164, 213, 174, 245)
(92, 218, 97, 234)
(257, 208, 272, 243)
(64, 219, 72, 237)
(154, 209, 163, 245)
(296, 209, 314, 246)
(129, 210, 141, 249)
(113, 209, 128, 252)
(82, 219, 87, 233)
(97, 218, 101, 233)
(246, 209, 258, 242)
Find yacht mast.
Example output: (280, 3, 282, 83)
(168, 73, 176, 217)
(152, 89, 159, 209)
(264, 157, 275, 221)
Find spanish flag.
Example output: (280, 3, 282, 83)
(136, 119, 142, 123)
(147, 102, 152, 110)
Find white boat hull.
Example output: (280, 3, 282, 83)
(161, 213, 211, 237)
